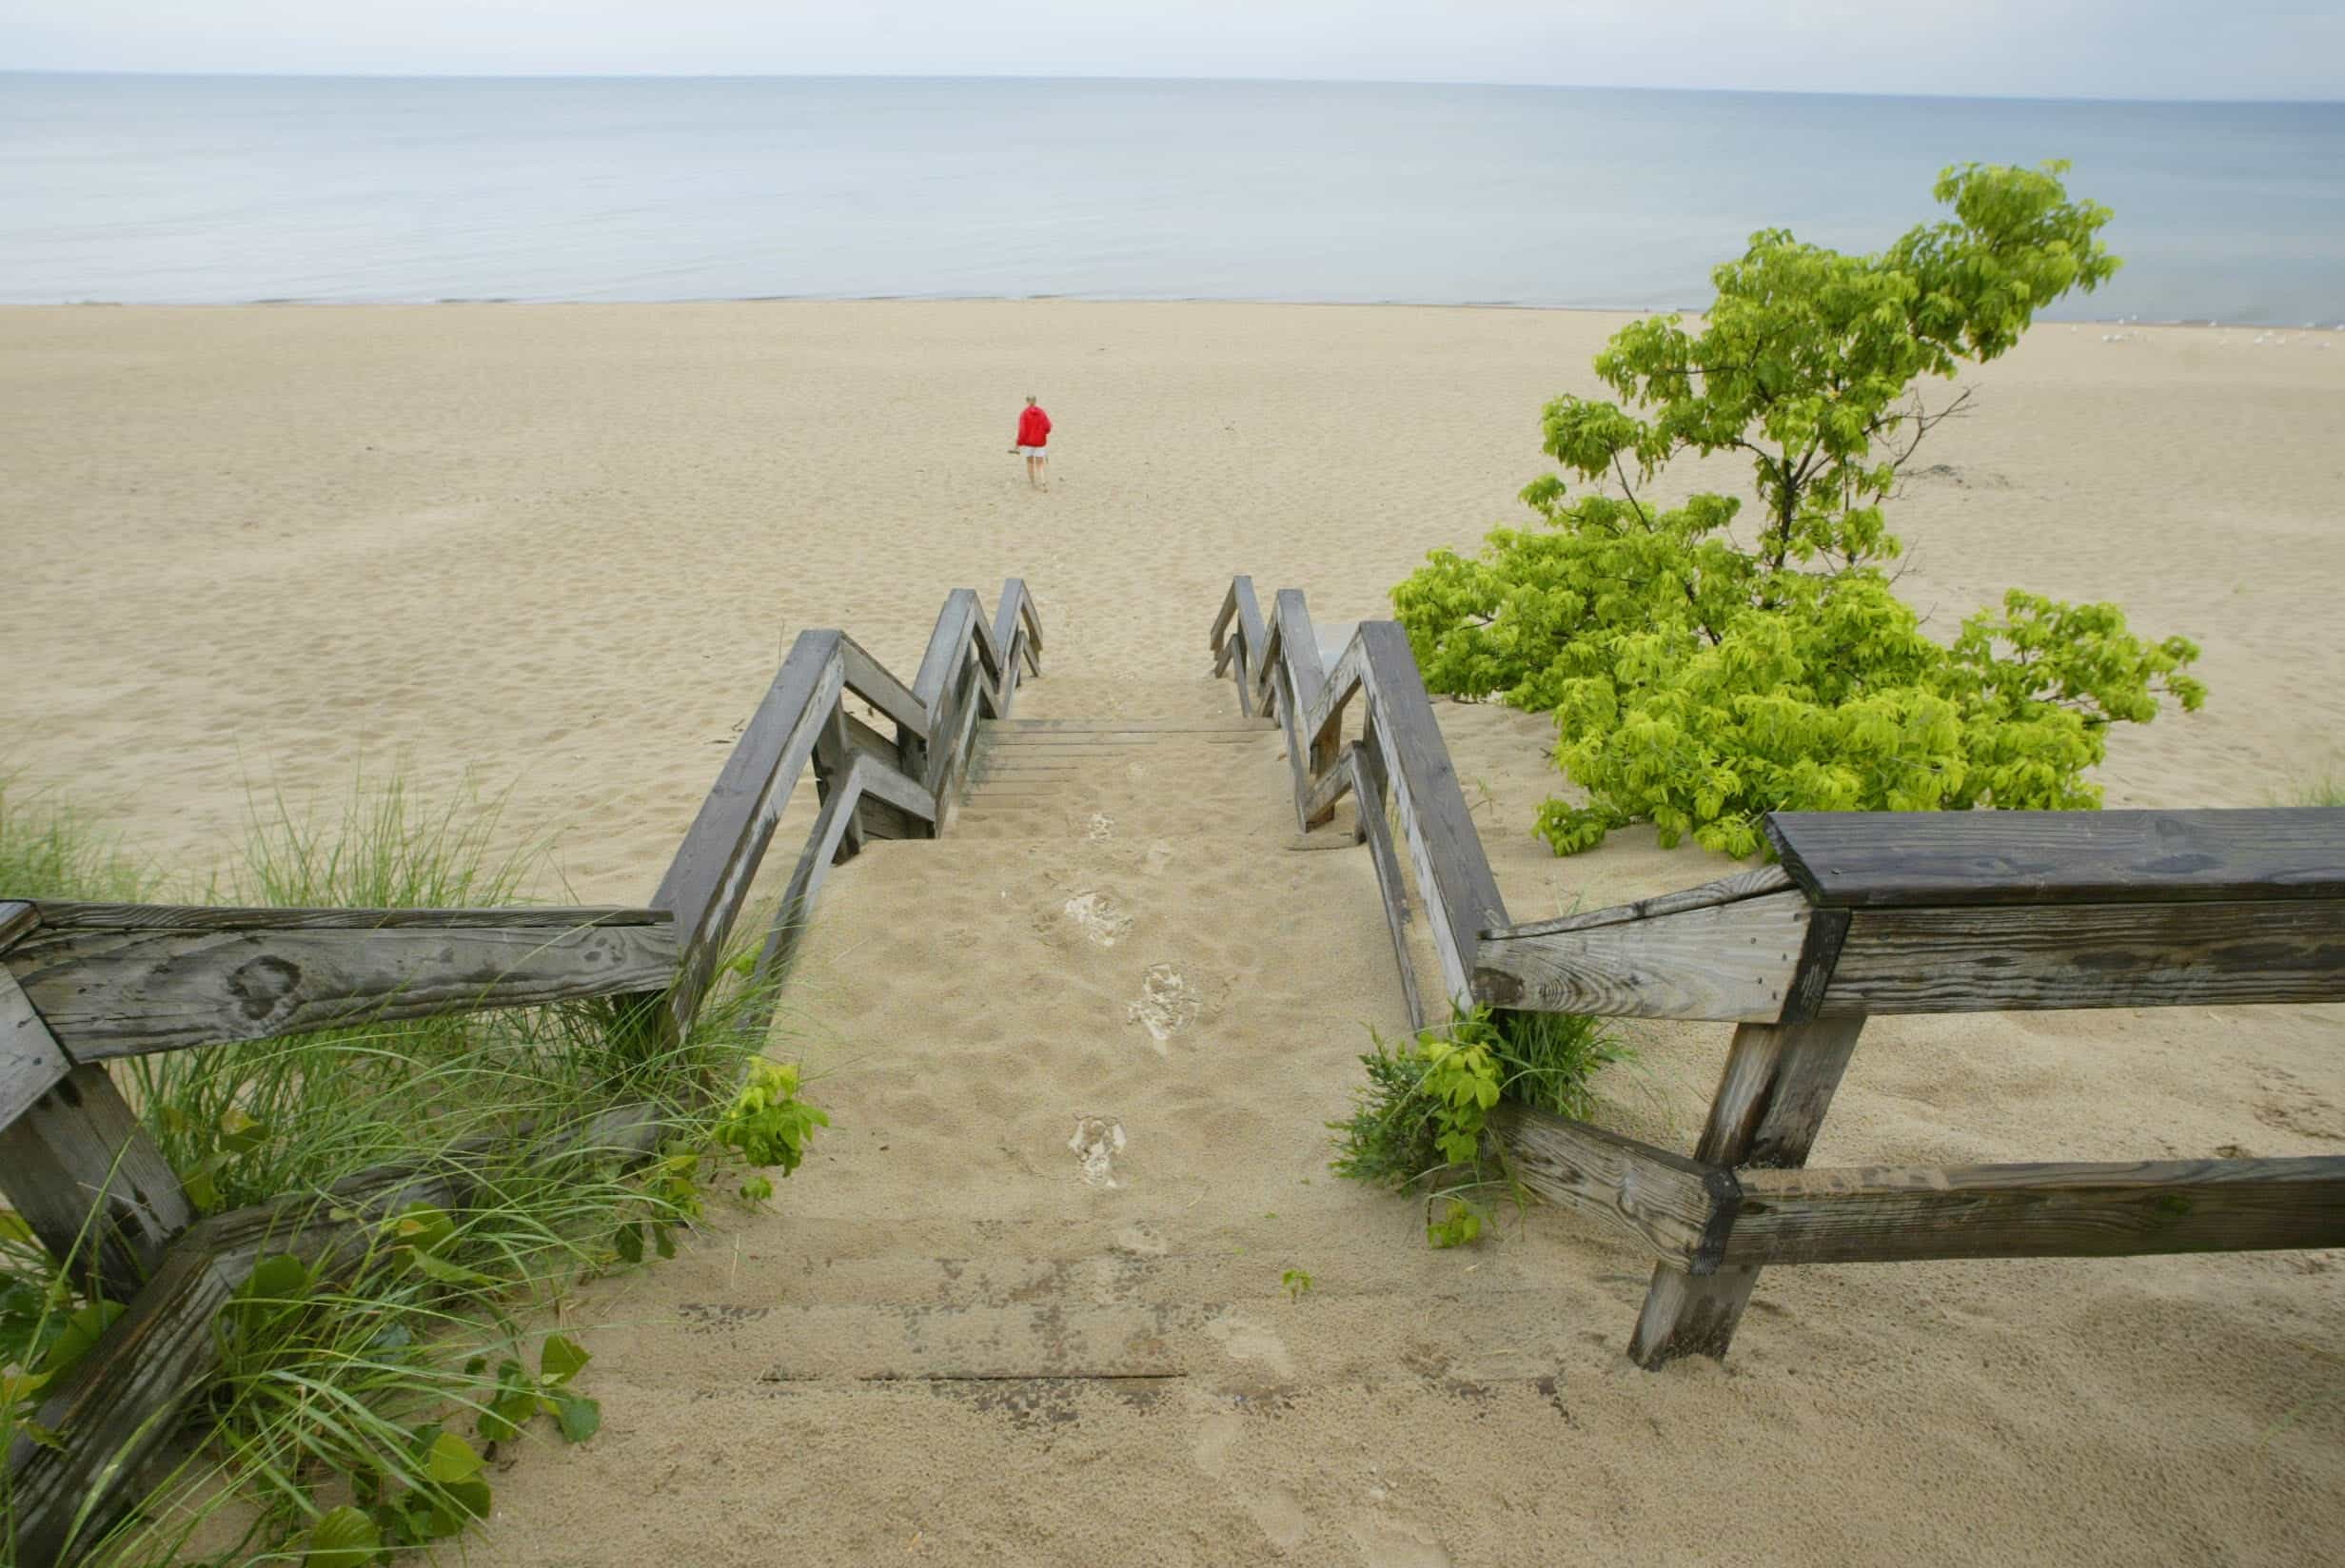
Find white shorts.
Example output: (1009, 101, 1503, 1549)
(1019, 444, 1049, 457)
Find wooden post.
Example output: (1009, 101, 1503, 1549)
(0, 1045, 194, 1303)
(813, 701, 865, 863)
(1628, 1013, 1865, 1367)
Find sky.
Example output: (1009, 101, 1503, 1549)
(5, 1, 2338, 102)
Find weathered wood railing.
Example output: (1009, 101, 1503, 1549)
(1210, 577, 1507, 1029)
(0, 578, 1041, 1566)
(1210, 578, 2345, 1371)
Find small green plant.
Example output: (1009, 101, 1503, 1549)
(1329, 1007, 1629, 1247)
(1280, 1268, 1314, 1302)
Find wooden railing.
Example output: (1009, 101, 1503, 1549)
(1210, 578, 2345, 1370)
(1210, 577, 1507, 1029)
(0, 579, 1041, 1567)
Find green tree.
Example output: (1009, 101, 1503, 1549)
(1395, 162, 2203, 858)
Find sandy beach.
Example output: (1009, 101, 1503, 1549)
(5, 301, 2343, 1565)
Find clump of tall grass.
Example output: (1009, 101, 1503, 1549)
(0, 775, 817, 1566)
(1329, 1006, 1629, 1246)
(0, 775, 159, 902)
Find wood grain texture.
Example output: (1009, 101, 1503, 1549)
(839, 632, 930, 740)
(0, 899, 37, 951)
(10, 919, 682, 1059)
(1473, 890, 1812, 1022)
(1492, 1103, 1736, 1270)
(913, 590, 979, 707)
(1350, 743, 1425, 1031)
(650, 630, 843, 1029)
(1766, 807, 2345, 909)
(1822, 897, 2345, 1014)
(28, 902, 669, 931)
(1488, 865, 1795, 940)
(1356, 621, 1508, 1005)
(1726, 1156, 2345, 1265)
(1628, 1014, 1864, 1369)
(2, 962, 72, 1130)
(0, 1062, 192, 1302)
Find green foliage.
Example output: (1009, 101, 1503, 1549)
(1393, 163, 2204, 856)
(1330, 1007, 1629, 1247)
(1279, 1268, 1314, 1302)
(0, 774, 829, 1566)
(715, 1060, 830, 1179)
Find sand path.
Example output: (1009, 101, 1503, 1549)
(474, 661, 2339, 1568)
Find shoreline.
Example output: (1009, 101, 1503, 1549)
(12, 295, 2341, 331)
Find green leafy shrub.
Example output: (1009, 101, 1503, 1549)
(1330, 1008, 1627, 1246)
(1393, 162, 2205, 857)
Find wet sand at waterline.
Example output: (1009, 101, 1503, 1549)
(5, 302, 2342, 1565)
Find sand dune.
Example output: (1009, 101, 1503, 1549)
(3, 302, 2341, 1565)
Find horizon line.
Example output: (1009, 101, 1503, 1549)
(4, 67, 2339, 108)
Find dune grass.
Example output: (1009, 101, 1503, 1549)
(1329, 1006, 1630, 1246)
(0, 775, 817, 1566)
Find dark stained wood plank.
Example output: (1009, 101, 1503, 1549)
(649, 629, 844, 1029)
(1491, 1103, 1735, 1271)
(27, 901, 669, 932)
(1726, 1156, 2345, 1266)
(1473, 890, 1811, 1022)
(1766, 807, 2345, 909)
(0, 899, 36, 952)
(838, 632, 930, 740)
(1822, 897, 2345, 1014)
(1488, 865, 1795, 941)
(2, 965, 74, 1132)
(1628, 1013, 1865, 1368)
(0, 1062, 193, 1302)
(10, 919, 682, 1059)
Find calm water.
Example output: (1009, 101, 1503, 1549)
(4, 73, 2341, 323)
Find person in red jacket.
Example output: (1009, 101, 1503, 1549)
(1010, 395, 1052, 490)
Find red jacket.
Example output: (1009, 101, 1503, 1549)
(1016, 405, 1052, 446)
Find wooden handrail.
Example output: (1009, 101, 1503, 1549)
(0, 579, 1041, 1567)
(1210, 578, 1507, 1016)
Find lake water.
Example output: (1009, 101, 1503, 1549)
(4, 73, 2340, 323)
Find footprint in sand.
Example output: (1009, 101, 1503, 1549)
(1061, 891, 1133, 947)
(1126, 963, 1201, 1049)
(1068, 1116, 1126, 1186)
(1142, 840, 1174, 876)
(1087, 812, 1115, 842)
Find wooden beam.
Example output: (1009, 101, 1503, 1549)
(1628, 1015, 1864, 1368)
(1350, 743, 1424, 1031)
(1766, 807, 2345, 909)
(1352, 622, 1508, 1005)
(838, 632, 930, 741)
(1005, 577, 1044, 671)
(8, 917, 682, 1060)
(1725, 1156, 2345, 1266)
(1493, 1103, 1737, 1271)
(1822, 897, 2345, 1014)
(0, 1061, 193, 1302)
(650, 630, 844, 1030)
(1, 899, 37, 951)
(26, 902, 668, 931)
(1474, 890, 1812, 1022)
(2, 940, 72, 1130)
(1485, 865, 1795, 941)
(913, 590, 979, 708)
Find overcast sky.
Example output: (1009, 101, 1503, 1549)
(6, 2, 2337, 101)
